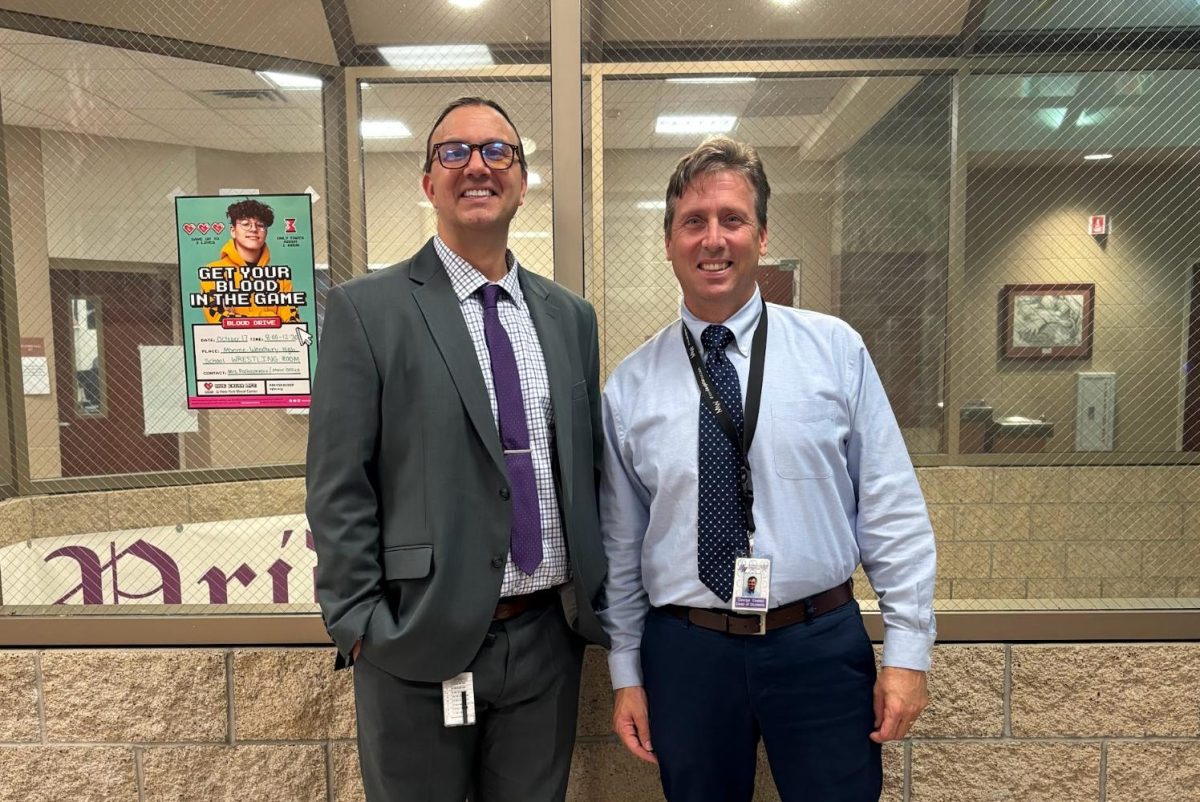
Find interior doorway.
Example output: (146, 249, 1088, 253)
(50, 268, 179, 477)
(1185, 264, 1200, 451)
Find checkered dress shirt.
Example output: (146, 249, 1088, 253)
(434, 236, 569, 596)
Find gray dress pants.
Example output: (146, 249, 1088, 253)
(352, 600, 586, 802)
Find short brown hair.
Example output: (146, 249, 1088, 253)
(225, 199, 274, 228)
(663, 137, 769, 237)
(423, 96, 527, 175)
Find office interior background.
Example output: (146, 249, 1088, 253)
(0, 0, 1197, 799)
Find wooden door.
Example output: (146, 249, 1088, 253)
(1185, 264, 1200, 451)
(50, 268, 179, 476)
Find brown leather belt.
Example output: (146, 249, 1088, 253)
(492, 588, 558, 622)
(662, 579, 854, 635)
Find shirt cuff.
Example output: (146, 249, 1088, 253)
(881, 627, 935, 672)
(607, 649, 644, 689)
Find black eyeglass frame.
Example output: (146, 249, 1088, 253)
(429, 140, 524, 171)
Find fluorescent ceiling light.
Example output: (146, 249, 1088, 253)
(655, 115, 737, 135)
(527, 171, 543, 186)
(665, 76, 756, 84)
(361, 119, 413, 139)
(450, 0, 487, 7)
(637, 200, 667, 210)
(378, 45, 494, 69)
(257, 71, 323, 90)
(1083, 153, 1113, 160)
(1036, 107, 1068, 130)
(1076, 108, 1114, 127)
(418, 200, 433, 209)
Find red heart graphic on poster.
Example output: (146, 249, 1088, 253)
(183, 223, 196, 235)
(212, 222, 224, 234)
(197, 223, 210, 234)
(204, 382, 214, 390)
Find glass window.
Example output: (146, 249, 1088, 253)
(2, 33, 326, 480)
(960, 69, 1200, 458)
(597, 75, 951, 453)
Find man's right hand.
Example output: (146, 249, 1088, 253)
(612, 686, 657, 764)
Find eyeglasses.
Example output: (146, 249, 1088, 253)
(430, 140, 520, 170)
(234, 220, 268, 231)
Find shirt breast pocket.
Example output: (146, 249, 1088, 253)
(771, 400, 841, 480)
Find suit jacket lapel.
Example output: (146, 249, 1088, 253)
(409, 240, 506, 477)
(521, 270, 574, 507)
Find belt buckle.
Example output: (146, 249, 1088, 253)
(754, 613, 766, 636)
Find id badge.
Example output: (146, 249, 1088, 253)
(731, 556, 771, 613)
(442, 672, 476, 727)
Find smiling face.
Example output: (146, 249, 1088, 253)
(665, 169, 767, 324)
(421, 104, 527, 247)
(231, 218, 267, 264)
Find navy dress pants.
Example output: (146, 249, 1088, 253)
(641, 600, 881, 802)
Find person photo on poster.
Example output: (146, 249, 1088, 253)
(202, 198, 303, 324)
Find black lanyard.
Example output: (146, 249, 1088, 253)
(680, 297, 768, 536)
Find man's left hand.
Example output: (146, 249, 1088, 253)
(870, 666, 928, 743)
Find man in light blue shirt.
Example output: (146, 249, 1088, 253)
(598, 137, 936, 801)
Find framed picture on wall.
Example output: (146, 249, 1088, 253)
(1002, 283, 1095, 359)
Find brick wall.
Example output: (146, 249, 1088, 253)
(1, 644, 1198, 801)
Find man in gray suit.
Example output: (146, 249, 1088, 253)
(306, 97, 608, 802)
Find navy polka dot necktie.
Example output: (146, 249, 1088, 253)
(697, 324, 747, 602)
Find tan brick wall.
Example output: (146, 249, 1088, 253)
(915, 467, 1200, 602)
(0, 643, 1197, 801)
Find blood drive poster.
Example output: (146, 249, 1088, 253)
(175, 194, 318, 409)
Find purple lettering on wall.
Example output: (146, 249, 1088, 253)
(24, 520, 316, 607)
(111, 540, 183, 604)
(198, 564, 257, 604)
(278, 528, 318, 602)
(46, 546, 105, 605)
(267, 559, 291, 603)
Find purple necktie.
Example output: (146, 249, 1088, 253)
(480, 284, 543, 575)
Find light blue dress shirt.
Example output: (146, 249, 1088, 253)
(598, 288, 937, 689)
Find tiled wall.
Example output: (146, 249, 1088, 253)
(0, 644, 1197, 801)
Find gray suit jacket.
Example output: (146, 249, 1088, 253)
(306, 239, 609, 682)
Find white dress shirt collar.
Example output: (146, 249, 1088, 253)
(680, 286, 762, 359)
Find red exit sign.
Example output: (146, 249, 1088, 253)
(1089, 214, 1108, 236)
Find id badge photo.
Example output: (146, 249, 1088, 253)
(731, 556, 771, 613)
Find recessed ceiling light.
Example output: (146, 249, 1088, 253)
(378, 45, 494, 69)
(655, 115, 737, 135)
(257, 71, 323, 90)
(521, 137, 537, 155)
(1083, 153, 1113, 160)
(527, 171, 543, 186)
(665, 76, 756, 84)
(636, 200, 667, 210)
(450, 0, 487, 7)
(418, 200, 433, 209)
(361, 120, 413, 139)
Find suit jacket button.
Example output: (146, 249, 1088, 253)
(491, 556, 505, 569)
(499, 487, 511, 500)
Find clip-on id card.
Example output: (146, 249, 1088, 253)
(442, 672, 476, 727)
(731, 556, 772, 614)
